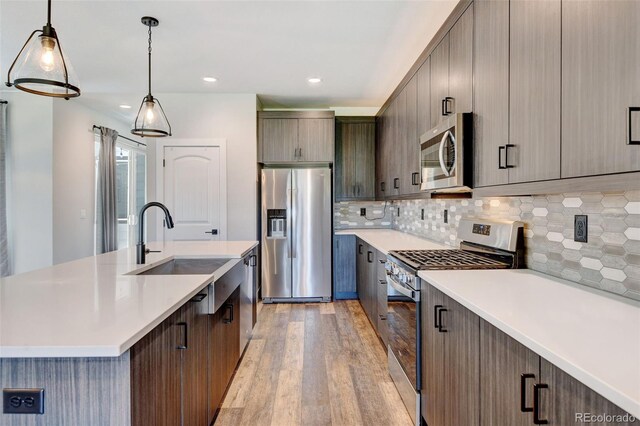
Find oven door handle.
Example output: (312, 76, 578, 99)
(387, 276, 417, 301)
(438, 130, 457, 177)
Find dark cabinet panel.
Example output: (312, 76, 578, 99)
(335, 118, 376, 201)
(261, 119, 298, 163)
(182, 294, 210, 426)
(430, 34, 450, 129)
(333, 234, 356, 298)
(448, 4, 473, 115)
(298, 118, 334, 162)
(509, 0, 561, 183)
(421, 284, 445, 426)
(402, 76, 421, 194)
(561, 0, 640, 177)
(130, 309, 182, 426)
(473, 0, 509, 187)
(479, 319, 542, 426)
(540, 358, 636, 426)
(416, 57, 431, 139)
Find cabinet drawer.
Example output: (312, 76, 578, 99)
(208, 261, 244, 314)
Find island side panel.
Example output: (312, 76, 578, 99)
(0, 353, 131, 426)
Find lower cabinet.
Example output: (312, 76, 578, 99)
(421, 284, 480, 426)
(422, 287, 636, 426)
(130, 280, 245, 426)
(355, 238, 387, 344)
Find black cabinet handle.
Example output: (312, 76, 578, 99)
(441, 98, 446, 116)
(520, 374, 535, 412)
(223, 303, 234, 324)
(299, 148, 303, 159)
(533, 383, 549, 425)
(437, 308, 448, 333)
(629, 107, 640, 145)
(434, 305, 443, 328)
(444, 97, 454, 115)
(367, 251, 373, 263)
(498, 146, 506, 169)
(380, 181, 385, 192)
(505, 144, 515, 168)
(393, 178, 399, 189)
(411, 172, 420, 186)
(250, 254, 257, 267)
(191, 293, 207, 303)
(176, 322, 188, 350)
(358, 244, 363, 254)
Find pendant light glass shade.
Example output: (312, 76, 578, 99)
(5, 0, 80, 99)
(132, 95, 171, 137)
(131, 16, 171, 138)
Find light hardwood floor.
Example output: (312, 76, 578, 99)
(215, 300, 413, 426)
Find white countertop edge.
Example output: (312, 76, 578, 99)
(419, 270, 640, 418)
(0, 257, 244, 359)
(335, 228, 448, 254)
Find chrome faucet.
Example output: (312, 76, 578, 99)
(137, 202, 175, 264)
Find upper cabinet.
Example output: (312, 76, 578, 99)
(402, 76, 421, 195)
(508, 0, 561, 184)
(335, 117, 376, 201)
(561, 0, 640, 178)
(259, 111, 335, 163)
(473, 0, 509, 187)
(430, 4, 473, 129)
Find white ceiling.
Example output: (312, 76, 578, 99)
(0, 0, 456, 109)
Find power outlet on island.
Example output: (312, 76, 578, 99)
(360, 208, 366, 217)
(3, 389, 44, 414)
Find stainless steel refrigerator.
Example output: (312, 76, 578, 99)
(261, 168, 332, 302)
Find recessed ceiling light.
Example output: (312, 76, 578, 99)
(203, 77, 217, 82)
(308, 77, 322, 84)
(119, 104, 132, 109)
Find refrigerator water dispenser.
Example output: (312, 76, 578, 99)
(267, 209, 287, 238)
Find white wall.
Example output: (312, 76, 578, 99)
(3, 93, 54, 274)
(51, 100, 133, 264)
(148, 94, 258, 241)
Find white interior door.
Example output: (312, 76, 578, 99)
(163, 146, 222, 241)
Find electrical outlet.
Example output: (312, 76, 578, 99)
(574, 215, 588, 243)
(421, 209, 425, 220)
(360, 208, 366, 217)
(3, 389, 44, 414)
(444, 209, 449, 224)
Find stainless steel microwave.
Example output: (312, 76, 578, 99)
(420, 113, 473, 192)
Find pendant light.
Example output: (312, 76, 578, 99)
(5, 0, 80, 99)
(131, 17, 171, 138)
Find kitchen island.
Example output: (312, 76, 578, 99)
(0, 240, 258, 425)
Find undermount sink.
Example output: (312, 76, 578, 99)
(135, 258, 229, 275)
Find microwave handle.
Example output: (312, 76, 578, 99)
(438, 130, 457, 177)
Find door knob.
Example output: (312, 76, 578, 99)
(205, 229, 218, 235)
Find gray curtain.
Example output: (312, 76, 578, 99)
(0, 100, 9, 276)
(96, 127, 118, 254)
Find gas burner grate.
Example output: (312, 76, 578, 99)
(391, 249, 512, 270)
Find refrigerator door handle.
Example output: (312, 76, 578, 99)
(291, 188, 297, 259)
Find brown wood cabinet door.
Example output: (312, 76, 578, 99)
(356, 239, 366, 305)
(130, 309, 182, 426)
(182, 294, 210, 426)
(440, 294, 480, 426)
(479, 319, 540, 426)
(334, 120, 356, 200)
(448, 4, 473, 116)
(403, 76, 421, 195)
(366, 248, 377, 331)
(417, 57, 431, 138)
(509, 0, 561, 183)
(430, 34, 450, 129)
(390, 92, 404, 197)
(208, 302, 227, 420)
(421, 284, 445, 426)
(261, 118, 298, 163)
(354, 122, 376, 199)
(539, 358, 636, 426)
(375, 114, 385, 199)
(226, 287, 241, 375)
(473, 0, 509, 187)
(561, 0, 640, 178)
(298, 118, 334, 162)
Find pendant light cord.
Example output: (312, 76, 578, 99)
(47, 0, 51, 26)
(147, 24, 152, 97)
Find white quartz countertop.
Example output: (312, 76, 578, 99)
(418, 268, 640, 418)
(0, 240, 258, 358)
(335, 228, 448, 254)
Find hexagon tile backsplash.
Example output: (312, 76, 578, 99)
(389, 191, 640, 301)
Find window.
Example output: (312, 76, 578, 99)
(95, 137, 147, 252)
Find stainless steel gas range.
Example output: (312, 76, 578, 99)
(385, 218, 524, 426)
